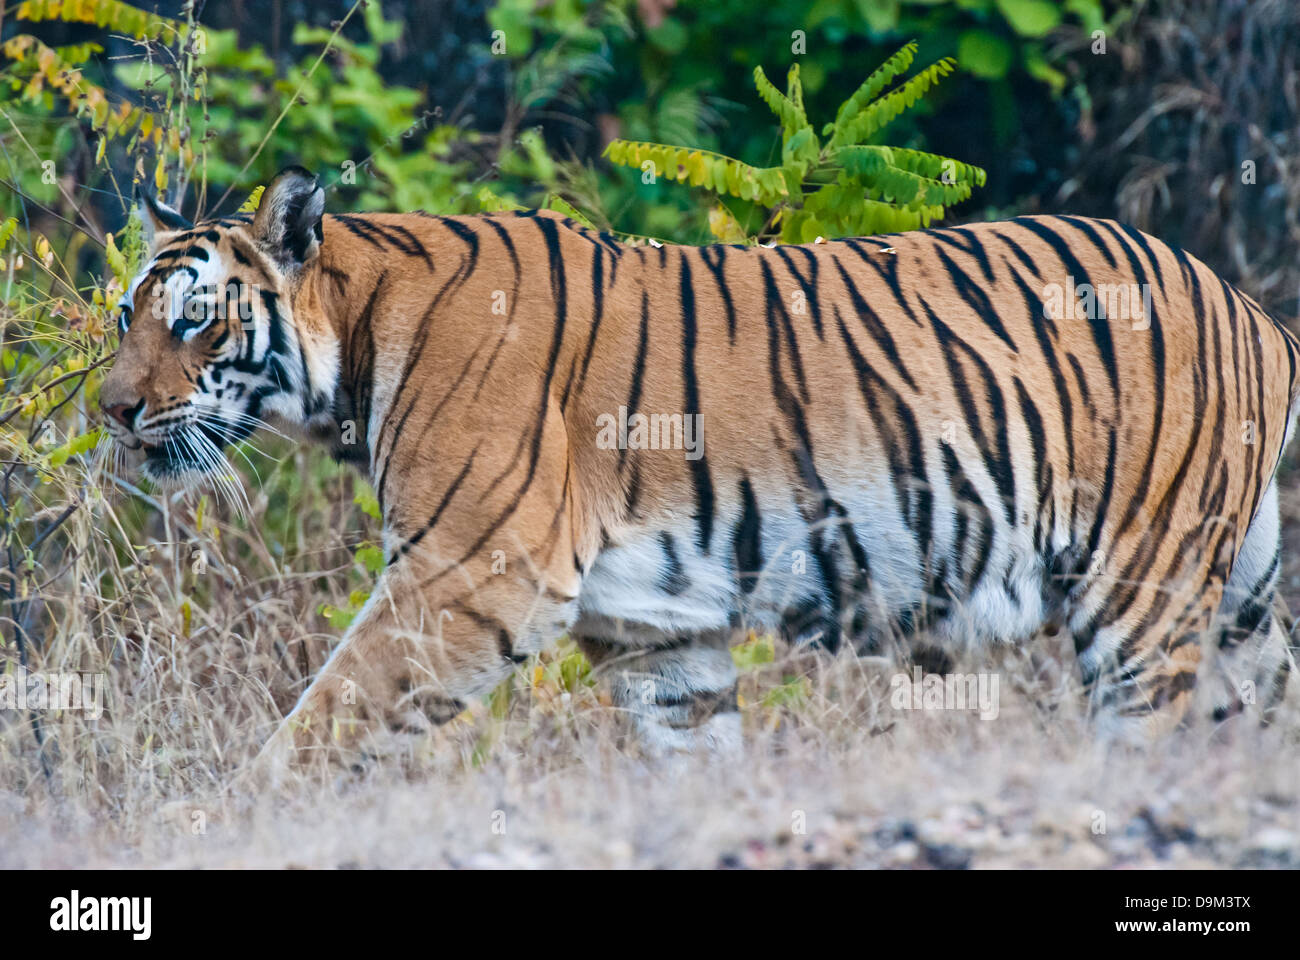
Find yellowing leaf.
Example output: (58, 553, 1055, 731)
(238, 185, 264, 213)
(708, 204, 749, 243)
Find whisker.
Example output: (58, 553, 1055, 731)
(187, 419, 270, 489)
(193, 406, 291, 442)
(187, 425, 250, 519)
(197, 419, 276, 462)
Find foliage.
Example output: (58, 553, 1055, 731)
(604, 44, 987, 242)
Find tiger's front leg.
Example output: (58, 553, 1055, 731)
(253, 548, 577, 779)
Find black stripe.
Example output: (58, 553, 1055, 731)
(698, 245, 739, 342)
(931, 228, 995, 284)
(334, 214, 388, 251)
(759, 258, 810, 401)
(830, 256, 917, 390)
(1013, 377, 1047, 506)
(419, 216, 565, 587)
(991, 229, 1043, 280)
(619, 289, 651, 470)
(376, 220, 477, 502)
(574, 245, 607, 395)
(680, 255, 715, 553)
(1113, 221, 1169, 301)
(1058, 216, 1118, 270)
(734, 475, 763, 594)
(774, 245, 824, 339)
(1095, 219, 1166, 544)
(842, 238, 922, 327)
(151, 244, 211, 263)
(835, 306, 926, 539)
(922, 297, 1016, 524)
(473, 217, 522, 400)
(1014, 217, 1119, 400)
(934, 246, 1019, 352)
(658, 533, 689, 596)
(382, 222, 436, 271)
(941, 442, 993, 596)
(395, 445, 479, 558)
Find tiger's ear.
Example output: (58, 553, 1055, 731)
(136, 183, 192, 254)
(251, 166, 325, 271)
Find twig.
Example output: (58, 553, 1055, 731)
(0, 354, 114, 429)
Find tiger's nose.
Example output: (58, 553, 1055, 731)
(102, 398, 143, 430)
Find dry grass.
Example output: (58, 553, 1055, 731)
(4, 513, 1300, 869)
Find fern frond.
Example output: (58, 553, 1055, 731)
(752, 65, 809, 136)
(854, 145, 987, 188)
(836, 145, 985, 207)
(829, 58, 956, 148)
(604, 138, 793, 205)
(829, 41, 918, 133)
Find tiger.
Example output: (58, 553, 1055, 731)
(99, 165, 1299, 769)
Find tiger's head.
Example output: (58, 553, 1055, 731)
(100, 167, 331, 491)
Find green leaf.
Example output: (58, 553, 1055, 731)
(353, 484, 382, 520)
(761, 677, 810, 709)
(837, 144, 987, 191)
(708, 204, 749, 243)
(0, 218, 18, 251)
(558, 648, 591, 691)
(603, 139, 789, 205)
(543, 194, 596, 229)
(1066, 0, 1108, 34)
(731, 633, 775, 671)
(104, 232, 128, 284)
(353, 543, 385, 575)
(46, 428, 103, 468)
(319, 603, 357, 630)
(996, 0, 1063, 37)
(1023, 46, 1068, 95)
(477, 185, 526, 213)
(855, 0, 900, 34)
(783, 126, 819, 168)
(646, 16, 688, 55)
(957, 30, 1013, 79)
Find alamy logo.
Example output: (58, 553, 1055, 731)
(0, 668, 103, 717)
(151, 281, 263, 329)
(889, 666, 1000, 720)
(50, 890, 151, 940)
(595, 405, 704, 460)
(1041, 275, 1153, 330)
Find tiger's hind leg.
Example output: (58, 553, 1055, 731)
(575, 628, 741, 755)
(1071, 565, 1222, 743)
(1207, 480, 1295, 724)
